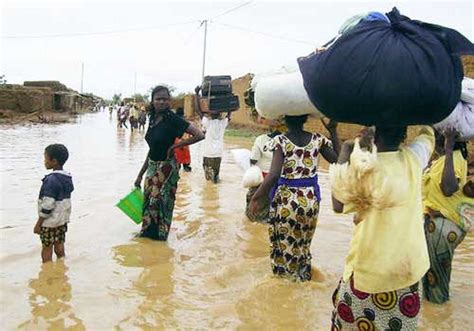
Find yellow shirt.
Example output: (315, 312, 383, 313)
(342, 127, 434, 293)
(423, 150, 474, 229)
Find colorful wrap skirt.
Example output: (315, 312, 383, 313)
(139, 159, 180, 241)
(423, 214, 466, 304)
(331, 277, 422, 330)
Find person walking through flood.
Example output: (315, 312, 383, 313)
(330, 126, 435, 330)
(249, 115, 339, 281)
(245, 119, 283, 223)
(174, 107, 192, 172)
(422, 129, 473, 304)
(138, 106, 147, 131)
(134, 86, 204, 240)
(194, 86, 231, 184)
(129, 103, 139, 131)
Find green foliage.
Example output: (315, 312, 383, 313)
(132, 93, 149, 103)
(0, 75, 6, 85)
(112, 93, 122, 104)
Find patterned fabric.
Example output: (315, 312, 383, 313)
(139, 159, 180, 241)
(40, 224, 68, 247)
(203, 157, 222, 183)
(331, 277, 421, 330)
(246, 185, 270, 223)
(268, 133, 330, 281)
(423, 214, 466, 304)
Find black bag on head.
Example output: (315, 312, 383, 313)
(297, 7, 473, 126)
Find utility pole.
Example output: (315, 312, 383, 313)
(201, 20, 208, 81)
(80, 62, 84, 93)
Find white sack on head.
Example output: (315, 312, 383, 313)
(231, 149, 252, 172)
(252, 70, 323, 120)
(434, 101, 474, 140)
(461, 77, 474, 104)
(242, 165, 264, 188)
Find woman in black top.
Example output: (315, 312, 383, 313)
(134, 86, 204, 240)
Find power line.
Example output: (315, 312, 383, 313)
(2, 20, 198, 39)
(213, 22, 314, 46)
(211, 1, 254, 20)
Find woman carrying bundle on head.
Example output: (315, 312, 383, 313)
(422, 129, 473, 304)
(330, 126, 435, 330)
(249, 115, 339, 281)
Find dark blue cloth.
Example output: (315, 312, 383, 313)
(298, 7, 473, 126)
(269, 175, 320, 202)
(39, 172, 74, 201)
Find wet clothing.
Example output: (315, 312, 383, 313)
(40, 224, 67, 247)
(38, 170, 74, 228)
(202, 117, 228, 158)
(139, 159, 180, 241)
(340, 127, 435, 293)
(423, 214, 466, 304)
(145, 110, 189, 161)
(268, 133, 330, 281)
(331, 277, 421, 330)
(423, 150, 473, 230)
(203, 157, 222, 182)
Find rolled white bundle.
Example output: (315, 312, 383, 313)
(252, 70, 323, 120)
(242, 165, 264, 188)
(434, 101, 474, 140)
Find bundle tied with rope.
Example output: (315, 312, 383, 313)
(329, 139, 404, 220)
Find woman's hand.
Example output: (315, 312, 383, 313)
(33, 221, 42, 234)
(134, 175, 143, 188)
(249, 198, 260, 215)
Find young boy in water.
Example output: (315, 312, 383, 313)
(34, 144, 74, 263)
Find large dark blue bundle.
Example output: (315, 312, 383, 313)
(298, 8, 474, 126)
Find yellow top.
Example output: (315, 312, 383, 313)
(423, 150, 474, 230)
(341, 127, 434, 293)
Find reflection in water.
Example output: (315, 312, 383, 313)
(18, 261, 84, 330)
(112, 240, 176, 329)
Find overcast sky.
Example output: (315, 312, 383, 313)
(1, 0, 473, 99)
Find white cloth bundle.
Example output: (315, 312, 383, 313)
(252, 68, 323, 120)
(242, 165, 264, 188)
(231, 149, 252, 172)
(434, 101, 474, 140)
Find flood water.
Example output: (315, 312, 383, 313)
(0, 111, 472, 330)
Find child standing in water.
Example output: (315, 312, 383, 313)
(34, 144, 74, 263)
(250, 115, 339, 281)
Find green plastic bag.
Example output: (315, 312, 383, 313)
(116, 188, 144, 224)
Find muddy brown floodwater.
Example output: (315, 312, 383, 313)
(0, 111, 472, 330)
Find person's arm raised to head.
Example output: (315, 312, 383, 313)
(194, 86, 204, 119)
(440, 129, 460, 197)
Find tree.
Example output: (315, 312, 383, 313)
(132, 93, 149, 103)
(112, 93, 122, 104)
(0, 75, 6, 85)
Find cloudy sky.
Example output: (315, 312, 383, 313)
(1, 0, 473, 99)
